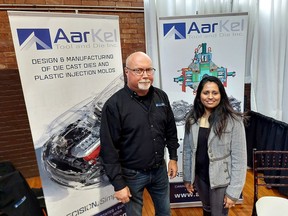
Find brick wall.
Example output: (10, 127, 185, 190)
(0, 0, 145, 178)
(0, 0, 145, 69)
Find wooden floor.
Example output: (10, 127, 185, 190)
(27, 169, 288, 216)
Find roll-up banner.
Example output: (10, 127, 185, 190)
(158, 13, 248, 208)
(8, 11, 126, 216)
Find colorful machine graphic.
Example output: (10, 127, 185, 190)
(174, 43, 236, 93)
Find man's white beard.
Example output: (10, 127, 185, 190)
(138, 81, 151, 90)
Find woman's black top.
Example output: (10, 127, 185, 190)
(195, 127, 210, 184)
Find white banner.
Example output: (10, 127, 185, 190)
(158, 13, 248, 207)
(8, 11, 126, 216)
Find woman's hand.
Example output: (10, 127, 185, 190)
(184, 182, 194, 194)
(223, 195, 236, 208)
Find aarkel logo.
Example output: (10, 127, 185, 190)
(17, 29, 52, 50)
(163, 23, 186, 40)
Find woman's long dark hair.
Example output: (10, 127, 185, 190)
(185, 76, 245, 138)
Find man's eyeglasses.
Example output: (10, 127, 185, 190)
(126, 67, 156, 76)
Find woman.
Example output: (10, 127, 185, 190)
(182, 76, 247, 216)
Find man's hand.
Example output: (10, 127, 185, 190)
(168, 159, 178, 179)
(114, 186, 132, 203)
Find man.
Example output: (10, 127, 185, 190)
(100, 51, 179, 216)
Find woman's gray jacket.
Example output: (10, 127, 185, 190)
(182, 116, 247, 201)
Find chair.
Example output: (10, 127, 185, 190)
(252, 149, 288, 216)
(255, 196, 288, 216)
